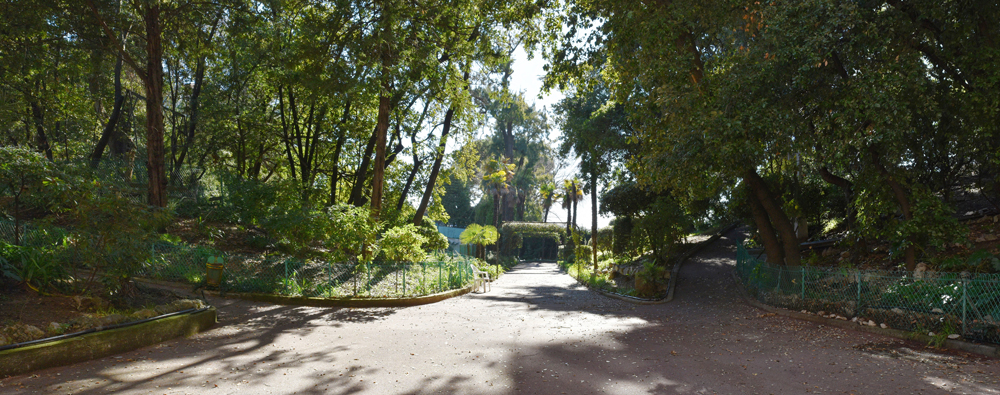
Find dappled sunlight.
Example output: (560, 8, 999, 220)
(924, 376, 1000, 394)
(4, 236, 1000, 394)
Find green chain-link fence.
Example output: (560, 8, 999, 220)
(736, 244, 1000, 344)
(1, 220, 475, 298)
(139, 243, 476, 298)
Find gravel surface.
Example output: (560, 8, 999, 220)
(2, 229, 999, 394)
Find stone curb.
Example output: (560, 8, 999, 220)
(731, 272, 1000, 359)
(136, 277, 475, 308)
(0, 307, 217, 379)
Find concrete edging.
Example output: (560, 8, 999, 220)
(136, 277, 475, 308)
(211, 285, 476, 308)
(0, 307, 217, 378)
(731, 273, 1000, 359)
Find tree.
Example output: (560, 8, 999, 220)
(539, 181, 557, 222)
(459, 223, 499, 261)
(0, 147, 54, 245)
(88, 0, 175, 207)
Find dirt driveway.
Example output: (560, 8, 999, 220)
(2, 230, 1000, 394)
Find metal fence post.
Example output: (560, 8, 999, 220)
(856, 271, 861, 315)
(962, 276, 968, 336)
(801, 267, 806, 300)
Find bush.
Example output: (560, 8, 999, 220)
(0, 240, 67, 293)
(215, 171, 294, 225)
(323, 204, 382, 262)
(575, 244, 593, 265)
(378, 224, 428, 262)
(413, 217, 449, 252)
(0, 147, 56, 245)
(557, 245, 574, 262)
(65, 181, 173, 296)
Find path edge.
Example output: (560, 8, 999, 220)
(136, 278, 474, 308)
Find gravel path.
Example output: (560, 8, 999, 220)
(3, 229, 1000, 394)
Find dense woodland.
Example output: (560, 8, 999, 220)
(549, 0, 1000, 272)
(2, 0, 1000, 300)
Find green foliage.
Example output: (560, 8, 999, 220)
(323, 205, 382, 262)
(441, 174, 476, 228)
(937, 250, 1000, 273)
(459, 224, 500, 246)
(65, 181, 174, 295)
(574, 244, 592, 265)
(636, 261, 667, 287)
(611, 217, 641, 257)
(596, 227, 615, 253)
(379, 224, 428, 263)
(501, 221, 564, 243)
(0, 241, 66, 293)
(215, 171, 293, 226)
(412, 217, 449, 252)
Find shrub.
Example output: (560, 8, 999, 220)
(379, 224, 428, 262)
(575, 244, 593, 265)
(324, 204, 382, 262)
(0, 147, 56, 245)
(413, 217, 449, 252)
(65, 181, 173, 296)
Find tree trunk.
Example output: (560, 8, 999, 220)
(572, 181, 579, 231)
(565, 198, 572, 239)
(277, 85, 298, 180)
(818, 166, 865, 251)
(144, 4, 167, 207)
(329, 128, 347, 205)
(745, 168, 798, 265)
(370, 93, 391, 219)
(91, 55, 124, 168)
(396, 158, 422, 211)
(170, 57, 206, 185)
(747, 190, 784, 265)
(871, 151, 917, 270)
(591, 172, 598, 274)
(348, 129, 378, 206)
(29, 100, 52, 161)
(413, 108, 453, 224)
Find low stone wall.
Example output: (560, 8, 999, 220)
(0, 307, 216, 378)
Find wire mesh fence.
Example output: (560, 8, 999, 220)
(736, 244, 1000, 344)
(139, 243, 476, 298)
(0, 220, 67, 248)
(0, 216, 475, 299)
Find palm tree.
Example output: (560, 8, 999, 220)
(460, 224, 500, 260)
(539, 182, 557, 223)
(562, 179, 574, 238)
(482, 157, 516, 244)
